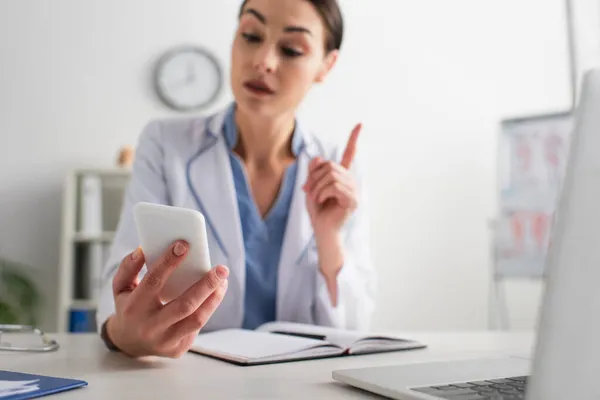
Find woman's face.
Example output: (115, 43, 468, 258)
(231, 0, 338, 118)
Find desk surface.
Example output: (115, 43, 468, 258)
(0, 331, 534, 399)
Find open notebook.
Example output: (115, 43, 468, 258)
(190, 321, 426, 366)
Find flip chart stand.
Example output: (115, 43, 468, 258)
(488, 111, 573, 330)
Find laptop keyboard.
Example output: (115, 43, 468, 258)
(411, 375, 528, 399)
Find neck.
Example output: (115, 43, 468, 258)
(233, 107, 296, 167)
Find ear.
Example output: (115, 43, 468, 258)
(314, 50, 339, 83)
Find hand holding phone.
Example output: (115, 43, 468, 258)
(133, 202, 212, 303)
(106, 241, 229, 358)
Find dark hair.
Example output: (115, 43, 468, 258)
(238, 0, 344, 53)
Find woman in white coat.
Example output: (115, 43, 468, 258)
(98, 0, 376, 358)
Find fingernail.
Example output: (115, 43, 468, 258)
(216, 265, 229, 279)
(173, 242, 187, 256)
(131, 247, 142, 260)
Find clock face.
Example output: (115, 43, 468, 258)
(154, 47, 222, 111)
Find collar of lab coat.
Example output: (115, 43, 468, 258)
(220, 102, 306, 157)
(205, 103, 319, 156)
(186, 105, 318, 309)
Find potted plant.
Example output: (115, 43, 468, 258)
(0, 257, 41, 326)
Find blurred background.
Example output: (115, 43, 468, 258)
(0, 0, 597, 334)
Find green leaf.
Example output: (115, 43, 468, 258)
(0, 300, 19, 325)
(3, 270, 40, 310)
(0, 258, 41, 326)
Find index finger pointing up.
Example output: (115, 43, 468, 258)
(340, 123, 362, 169)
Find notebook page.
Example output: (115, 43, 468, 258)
(348, 339, 425, 355)
(0, 380, 40, 398)
(0, 380, 38, 392)
(192, 329, 338, 360)
(257, 322, 366, 349)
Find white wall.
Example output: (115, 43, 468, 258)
(331, 0, 572, 331)
(571, 0, 600, 97)
(0, 0, 572, 332)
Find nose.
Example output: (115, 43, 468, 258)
(254, 45, 277, 74)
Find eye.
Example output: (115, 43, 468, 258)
(281, 47, 303, 58)
(242, 32, 262, 43)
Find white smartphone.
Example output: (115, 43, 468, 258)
(133, 202, 212, 302)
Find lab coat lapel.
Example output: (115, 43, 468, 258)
(277, 138, 318, 319)
(186, 111, 245, 291)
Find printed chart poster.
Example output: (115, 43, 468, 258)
(495, 112, 573, 277)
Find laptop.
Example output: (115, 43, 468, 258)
(332, 67, 600, 400)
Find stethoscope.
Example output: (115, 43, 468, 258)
(0, 324, 60, 352)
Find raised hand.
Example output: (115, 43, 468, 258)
(303, 123, 362, 236)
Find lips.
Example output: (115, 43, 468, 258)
(244, 79, 275, 95)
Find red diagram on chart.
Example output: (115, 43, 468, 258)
(508, 211, 552, 253)
(515, 136, 532, 172)
(509, 129, 569, 192)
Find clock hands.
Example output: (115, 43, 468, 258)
(168, 61, 196, 90)
(156, 46, 222, 111)
(186, 61, 196, 84)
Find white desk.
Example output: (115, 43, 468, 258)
(0, 331, 534, 399)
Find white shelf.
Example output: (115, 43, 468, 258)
(57, 167, 130, 333)
(73, 231, 116, 243)
(73, 166, 131, 177)
(70, 299, 97, 310)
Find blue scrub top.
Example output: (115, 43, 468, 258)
(222, 104, 304, 330)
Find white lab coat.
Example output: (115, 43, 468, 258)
(96, 106, 377, 332)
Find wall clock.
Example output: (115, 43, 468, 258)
(154, 46, 223, 112)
